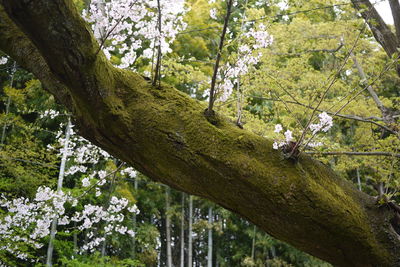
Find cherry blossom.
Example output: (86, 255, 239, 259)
(83, 0, 188, 69)
(0, 57, 8, 65)
(309, 112, 333, 134)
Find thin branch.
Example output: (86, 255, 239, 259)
(293, 23, 366, 156)
(351, 52, 387, 116)
(270, 41, 344, 56)
(306, 151, 400, 158)
(95, 0, 138, 55)
(77, 163, 125, 200)
(332, 55, 400, 122)
(207, 0, 234, 115)
(0, 61, 17, 148)
(153, 0, 162, 87)
(235, 0, 249, 127)
(246, 96, 394, 133)
(174, 1, 379, 39)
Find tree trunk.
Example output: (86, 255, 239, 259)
(350, 0, 400, 76)
(1, 1, 400, 265)
(207, 207, 213, 267)
(188, 195, 193, 267)
(0, 61, 16, 147)
(251, 225, 256, 260)
(132, 177, 138, 258)
(73, 222, 78, 256)
(356, 168, 362, 192)
(180, 193, 185, 267)
(165, 186, 173, 267)
(46, 118, 71, 266)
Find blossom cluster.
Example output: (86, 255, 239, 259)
(1, 117, 141, 262)
(0, 187, 74, 260)
(83, 0, 188, 69)
(217, 24, 273, 101)
(309, 112, 333, 134)
(39, 109, 61, 119)
(0, 57, 7, 65)
(272, 124, 293, 150)
(71, 196, 138, 253)
(0, 186, 139, 260)
(272, 112, 333, 150)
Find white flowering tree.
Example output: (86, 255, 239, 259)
(1, 0, 400, 266)
(82, 0, 187, 70)
(0, 106, 143, 265)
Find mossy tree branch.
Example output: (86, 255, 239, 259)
(351, 0, 400, 77)
(1, 1, 400, 266)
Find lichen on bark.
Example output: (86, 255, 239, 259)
(1, 0, 400, 266)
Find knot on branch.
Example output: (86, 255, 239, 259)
(282, 141, 300, 161)
(204, 109, 219, 126)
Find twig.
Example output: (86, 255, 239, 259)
(252, 96, 395, 134)
(351, 52, 386, 113)
(295, 23, 366, 154)
(331, 56, 400, 123)
(0, 61, 17, 148)
(305, 151, 400, 158)
(77, 163, 125, 200)
(270, 40, 344, 56)
(235, 0, 249, 127)
(207, 0, 234, 115)
(95, 0, 139, 55)
(153, 0, 162, 87)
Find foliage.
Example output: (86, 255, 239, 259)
(1, 0, 400, 265)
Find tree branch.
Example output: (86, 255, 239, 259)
(351, 0, 398, 56)
(1, 1, 400, 265)
(351, 52, 386, 114)
(270, 41, 344, 56)
(389, 0, 400, 44)
(246, 96, 395, 133)
(306, 151, 400, 158)
(351, 0, 400, 75)
(207, 0, 233, 114)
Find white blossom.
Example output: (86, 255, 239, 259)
(82, 177, 91, 187)
(309, 112, 333, 134)
(210, 8, 218, 20)
(83, 0, 187, 69)
(284, 130, 293, 142)
(274, 124, 283, 133)
(0, 57, 8, 65)
(217, 25, 273, 102)
(40, 109, 60, 119)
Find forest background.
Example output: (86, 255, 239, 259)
(0, 0, 399, 266)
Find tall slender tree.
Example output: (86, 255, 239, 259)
(207, 206, 213, 267)
(165, 186, 173, 267)
(46, 118, 71, 267)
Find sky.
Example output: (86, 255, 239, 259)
(375, 0, 394, 24)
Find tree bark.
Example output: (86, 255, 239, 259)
(132, 177, 138, 258)
(389, 0, 400, 43)
(351, 0, 398, 57)
(165, 186, 173, 267)
(251, 225, 256, 261)
(351, 0, 400, 76)
(207, 207, 213, 267)
(180, 193, 185, 267)
(46, 119, 71, 267)
(187, 195, 193, 267)
(1, 1, 400, 266)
